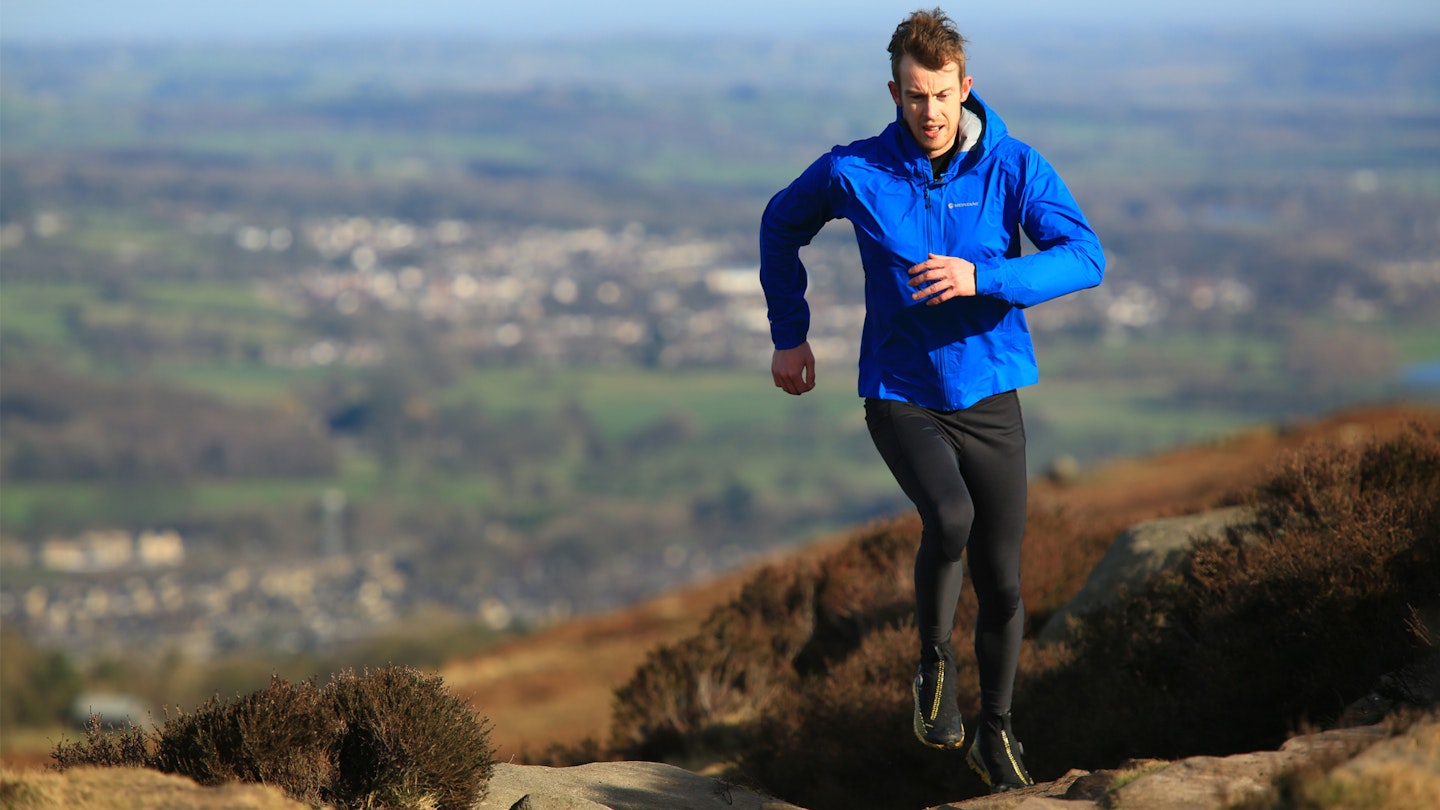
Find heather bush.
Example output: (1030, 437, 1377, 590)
(610, 520, 922, 762)
(157, 675, 335, 802)
(325, 666, 494, 810)
(51, 665, 494, 810)
(736, 616, 1070, 809)
(742, 624, 961, 810)
(1018, 501, 1132, 631)
(609, 422, 1439, 810)
(51, 714, 151, 771)
(1019, 425, 1440, 775)
(611, 563, 817, 759)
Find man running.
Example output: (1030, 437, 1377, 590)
(759, 7, 1104, 793)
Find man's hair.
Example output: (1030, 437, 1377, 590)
(888, 8, 968, 83)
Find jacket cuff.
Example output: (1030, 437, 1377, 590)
(771, 325, 808, 351)
(973, 257, 1007, 296)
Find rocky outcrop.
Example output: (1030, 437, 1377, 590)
(475, 716, 1436, 810)
(479, 760, 802, 810)
(1038, 506, 1260, 646)
(925, 718, 1437, 810)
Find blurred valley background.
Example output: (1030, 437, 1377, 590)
(2, 2, 1439, 753)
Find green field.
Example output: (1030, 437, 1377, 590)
(7, 329, 1430, 538)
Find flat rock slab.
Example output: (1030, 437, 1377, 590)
(927, 722, 1397, 810)
(480, 720, 1421, 810)
(477, 761, 802, 810)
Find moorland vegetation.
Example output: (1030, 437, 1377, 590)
(31, 414, 1440, 810)
(588, 423, 1440, 809)
(43, 666, 494, 810)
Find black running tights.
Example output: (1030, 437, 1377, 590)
(865, 391, 1027, 718)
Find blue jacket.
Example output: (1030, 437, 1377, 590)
(760, 92, 1104, 410)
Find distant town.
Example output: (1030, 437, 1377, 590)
(238, 212, 1261, 371)
(1, 518, 757, 662)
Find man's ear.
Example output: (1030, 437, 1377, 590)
(888, 80, 901, 106)
(960, 74, 974, 100)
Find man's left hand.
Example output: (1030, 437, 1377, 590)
(908, 253, 977, 305)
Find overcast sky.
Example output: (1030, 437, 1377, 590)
(4, 0, 1438, 43)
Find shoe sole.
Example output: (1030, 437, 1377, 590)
(965, 744, 993, 785)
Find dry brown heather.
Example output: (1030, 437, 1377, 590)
(35, 666, 495, 810)
(9, 404, 1436, 810)
(447, 403, 1438, 763)
(678, 411, 1439, 810)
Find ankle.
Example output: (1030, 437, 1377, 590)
(979, 710, 1013, 729)
(920, 641, 955, 664)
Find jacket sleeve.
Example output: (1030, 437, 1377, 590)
(759, 155, 840, 350)
(973, 147, 1105, 308)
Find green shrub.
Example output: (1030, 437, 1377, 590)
(51, 665, 494, 810)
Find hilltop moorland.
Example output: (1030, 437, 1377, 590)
(7, 402, 1437, 810)
(2, 27, 1439, 786)
(443, 402, 1440, 758)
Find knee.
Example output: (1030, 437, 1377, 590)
(976, 582, 1023, 623)
(922, 500, 974, 561)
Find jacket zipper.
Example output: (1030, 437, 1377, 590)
(922, 176, 952, 402)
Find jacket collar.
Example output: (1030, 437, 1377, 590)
(888, 91, 1005, 181)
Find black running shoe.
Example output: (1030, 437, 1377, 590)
(966, 712, 1034, 792)
(912, 643, 964, 749)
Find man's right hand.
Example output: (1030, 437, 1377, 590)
(772, 341, 817, 396)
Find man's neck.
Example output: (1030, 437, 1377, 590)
(929, 134, 963, 180)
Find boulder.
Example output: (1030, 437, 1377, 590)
(480, 761, 803, 810)
(1038, 506, 1260, 646)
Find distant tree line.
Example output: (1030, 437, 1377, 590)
(1, 367, 335, 482)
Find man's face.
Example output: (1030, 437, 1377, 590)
(888, 55, 973, 159)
